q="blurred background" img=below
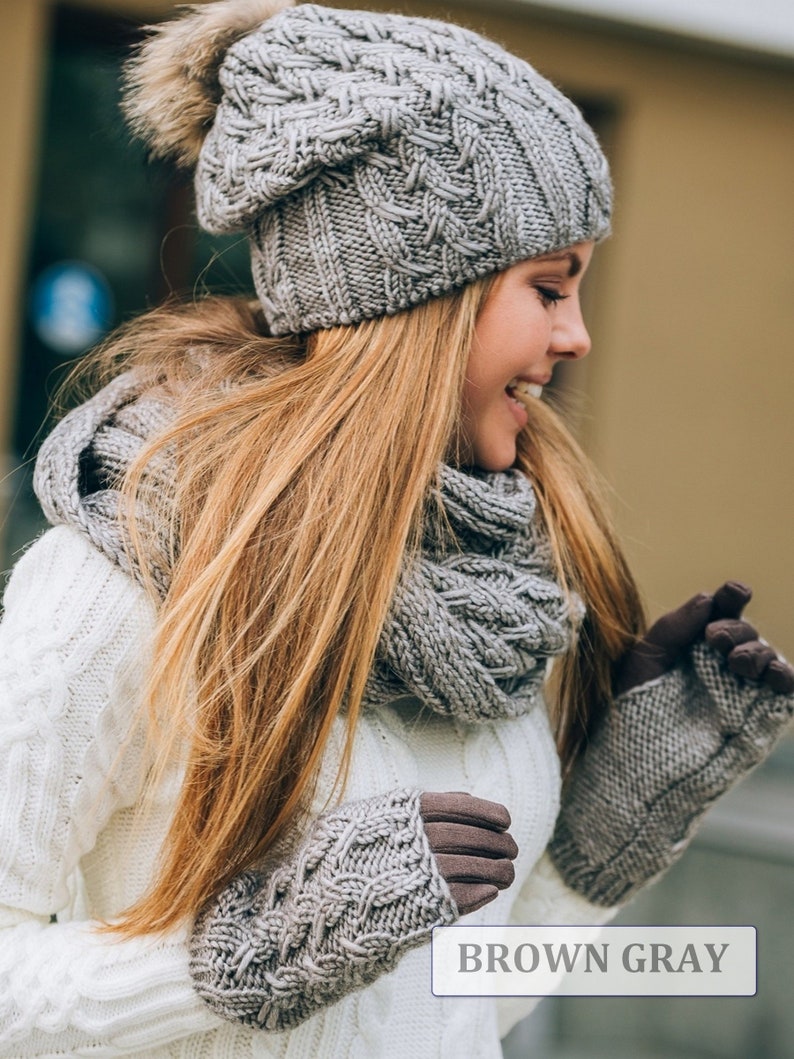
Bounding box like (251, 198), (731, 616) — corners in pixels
(0, 0), (792, 1056)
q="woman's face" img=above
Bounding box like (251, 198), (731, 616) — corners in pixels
(459, 241), (595, 471)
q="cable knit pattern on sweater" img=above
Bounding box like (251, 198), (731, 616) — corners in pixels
(16, 362), (608, 1057)
(189, 789), (456, 1030)
(0, 526), (607, 1057)
(0, 527), (223, 1055)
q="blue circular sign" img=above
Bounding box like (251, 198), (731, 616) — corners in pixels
(30, 261), (114, 356)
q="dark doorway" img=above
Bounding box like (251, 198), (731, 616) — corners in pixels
(6, 4), (252, 561)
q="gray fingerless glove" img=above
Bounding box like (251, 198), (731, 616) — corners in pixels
(188, 788), (457, 1031)
(549, 641), (794, 907)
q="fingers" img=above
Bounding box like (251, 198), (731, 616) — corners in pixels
(645, 593), (713, 656)
(434, 853), (516, 890)
(423, 821), (518, 860)
(728, 641), (780, 680)
(643, 581), (752, 657)
(419, 792), (511, 831)
(706, 619), (758, 653)
(435, 848), (516, 915)
(617, 582), (792, 698)
(727, 641), (794, 693)
(711, 581), (752, 621)
(420, 792), (519, 915)
(766, 660), (794, 695)
(446, 882), (499, 915)
(706, 618), (794, 693)
(616, 593), (713, 693)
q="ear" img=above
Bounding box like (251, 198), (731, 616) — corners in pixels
(122, 0), (293, 168)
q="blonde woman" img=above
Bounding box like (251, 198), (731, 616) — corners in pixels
(1, 1), (791, 1056)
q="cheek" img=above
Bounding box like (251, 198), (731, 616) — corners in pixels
(459, 376), (482, 426)
(464, 333), (515, 396)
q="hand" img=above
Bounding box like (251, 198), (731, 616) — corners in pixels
(551, 583), (794, 907)
(420, 792), (518, 915)
(189, 788), (460, 1030)
(616, 581), (794, 695)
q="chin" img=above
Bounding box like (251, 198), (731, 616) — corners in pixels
(472, 444), (517, 472)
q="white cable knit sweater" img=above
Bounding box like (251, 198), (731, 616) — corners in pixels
(0, 526), (613, 1057)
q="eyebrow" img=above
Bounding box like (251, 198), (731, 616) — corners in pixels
(534, 251), (583, 277)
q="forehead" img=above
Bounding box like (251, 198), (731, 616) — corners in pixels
(520, 244), (594, 276)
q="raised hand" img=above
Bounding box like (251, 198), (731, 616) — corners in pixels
(616, 581), (794, 695)
(420, 792), (518, 914)
(550, 582), (794, 908)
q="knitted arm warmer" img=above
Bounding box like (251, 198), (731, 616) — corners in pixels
(549, 640), (794, 907)
(188, 787), (458, 1031)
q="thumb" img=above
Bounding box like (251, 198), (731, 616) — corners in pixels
(644, 592), (714, 656)
(616, 592), (712, 695)
(711, 581), (752, 621)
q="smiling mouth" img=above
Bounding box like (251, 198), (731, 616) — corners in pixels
(506, 378), (544, 406)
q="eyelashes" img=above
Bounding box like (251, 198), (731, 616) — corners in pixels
(534, 285), (570, 308)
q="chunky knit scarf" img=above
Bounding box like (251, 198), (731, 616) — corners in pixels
(34, 374), (576, 724)
(34, 372), (175, 599)
(366, 465), (576, 721)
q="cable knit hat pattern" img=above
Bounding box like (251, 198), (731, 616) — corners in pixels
(127, 1), (612, 334)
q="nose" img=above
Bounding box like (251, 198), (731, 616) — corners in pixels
(550, 297), (591, 360)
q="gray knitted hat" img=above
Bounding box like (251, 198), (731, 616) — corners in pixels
(125, 0), (611, 335)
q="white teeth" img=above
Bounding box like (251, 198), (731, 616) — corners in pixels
(507, 378), (543, 401)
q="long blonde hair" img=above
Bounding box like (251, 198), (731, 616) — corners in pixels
(66, 281), (643, 938)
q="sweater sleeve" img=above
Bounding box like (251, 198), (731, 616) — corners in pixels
(496, 851), (619, 1039)
(0, 527), (223, 1056)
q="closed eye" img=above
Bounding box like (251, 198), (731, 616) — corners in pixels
(535, 286), (570, 308)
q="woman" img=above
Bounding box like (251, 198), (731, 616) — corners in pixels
(1, 1), (791, 1055)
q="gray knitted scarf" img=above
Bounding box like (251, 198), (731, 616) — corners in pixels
(34, 374), (576, 724)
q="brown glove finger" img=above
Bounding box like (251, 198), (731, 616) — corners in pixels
(766, 659), (794, 695)
(711, 581), (752, 621)
(705, 618), (759, 655)
(434, 853), (516, 890)
(419, 792), (511, 831)
(644, 593), (714, 655)
(424, 821), (518, 860)
(728, 641), (778, 681)
(447, 882), (499, 916)
(616, 593), (713, 694)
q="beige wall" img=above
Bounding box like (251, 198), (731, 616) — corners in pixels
(0, 0), (47, 470)
(2, 1), (793, 654)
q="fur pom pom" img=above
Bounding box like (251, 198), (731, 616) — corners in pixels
(123, 0), (294, 168)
